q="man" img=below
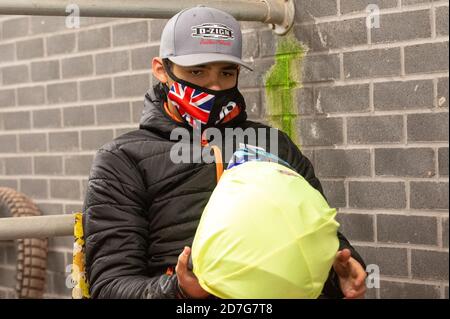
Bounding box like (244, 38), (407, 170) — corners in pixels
(82, 6), (367, 299)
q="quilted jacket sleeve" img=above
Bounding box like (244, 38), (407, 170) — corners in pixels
(280, 131), (367, 298)
(82, 147), (181, 299)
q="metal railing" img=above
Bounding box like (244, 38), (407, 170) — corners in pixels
(0, 214), (74, 240)
(0, 0), (295, 34)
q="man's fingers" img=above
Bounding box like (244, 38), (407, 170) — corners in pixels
(336, 249), (351, 263)
(175, 246), (190, 276)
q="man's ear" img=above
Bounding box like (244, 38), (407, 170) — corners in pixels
(152, 57), (169, 83)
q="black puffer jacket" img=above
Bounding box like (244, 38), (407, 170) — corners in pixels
(82, 82), (365, 299)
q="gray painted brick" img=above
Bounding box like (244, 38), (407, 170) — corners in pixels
(51, 272), (71, 296)
(149, 18), (168, 42)
(321, 180), (346, 208)
(30, 16), (66, 35)
(407, 113), (449, 142)
(132, 101), (144, 123)
(113, 21), (148, 46)
(336, 213), (374, 242)
(438, 147), (448, 176)
(0, 43), (15, 63)
(63, 105), (95, 127)
(301, 54), (340, 83)
(378, 214), (438, 245)
(242, 32), (259, 59)
(2, 111), (31, 130)
(34, 156), (63, 175)
(0, 89), (15, 107)
(437, 77), (448, 108)
(443, 217), (449, 248)
(33, 109), (61, 128)
(297, 118), (343, 146)
(349, 181), (406, 209)
(49, 131), (79, 152)
(37, 203), (63, 216)
(374, 80), (434, 110)
(259, 29), (276, 58)
(340, 0), (397, 14)
(380, 281), (441, 299)
(18, 133), (47, 152)
(17, 85), (45, 106)
(372, 10), (431, 43)
(240, 58), (273, 88)
(78, 27), (111, 51)
(410, 181), (449, 210)
(0, 135), (17, 153)
(81, 129), (114, 151)
(304, 18), (367, 51)
(405, 42), (449, 74)
(46, 33), (76, 56)
(436, 6), (449, 36)
(131, 46), (159, 70)
(50, 179), (80, 200)
(19, 179), (48, 199)
(114, 74), (150, 97)
(347, 115), (403, 144)
(65, 155), (94, 176)
(295, 0), (337, 23)
(4, 157), (32, 175)
(16, 38), (44, 60)
(375, 148), (435, 177)
(242, 90), (262, 119)
(31, 60), (60, 82)
(411, 249), (449, 280)
(402, 0), (433, 5)
(0, 268), (16, 288)
(48, 236), (73, 250)
(344, 48), (401, 79)
(354, 246), (409, 277)
(314, 84), (370, 113)
(96, 102), (131, 125)
(2, 64), (29, 85)
(315, 149), (371, 177)
(47, 82), (78, 104)
(0, 179), (18, 189)
(61, 55), (93, 78)
(96, 50), (129, 75)
(295, 88), (314, 115)
(1, 17), (29, 39)
(80, 78), (112, 101)
(46, 251), (66, 273)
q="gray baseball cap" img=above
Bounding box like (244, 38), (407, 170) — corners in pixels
(160, 6), (253, 71)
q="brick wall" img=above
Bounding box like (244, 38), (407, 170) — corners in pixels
(0, 0), (448, 298)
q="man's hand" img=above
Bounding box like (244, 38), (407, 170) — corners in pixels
(333, 249), (367, 299)
(176, 246), (209, 299)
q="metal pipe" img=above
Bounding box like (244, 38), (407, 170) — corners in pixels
(0, 0), (285, 25)
(0, 214), (74, 240)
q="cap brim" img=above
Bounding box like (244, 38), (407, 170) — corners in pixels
(168, 53), (253, 71)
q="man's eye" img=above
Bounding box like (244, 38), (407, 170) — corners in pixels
(222, 72), (235, 77)
(191, 70), (203, 76)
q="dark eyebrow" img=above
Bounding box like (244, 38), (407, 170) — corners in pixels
(189, 64), (239, 71)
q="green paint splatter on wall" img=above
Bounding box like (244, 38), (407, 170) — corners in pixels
(264, 31), (306, 146)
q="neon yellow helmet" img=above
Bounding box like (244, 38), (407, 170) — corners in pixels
(191, 160), (339, 299)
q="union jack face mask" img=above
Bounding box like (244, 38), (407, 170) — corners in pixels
(162, 59), (246, 130)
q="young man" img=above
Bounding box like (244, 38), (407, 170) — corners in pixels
(82, 6), (367, 299)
